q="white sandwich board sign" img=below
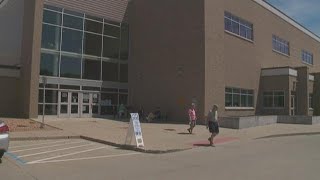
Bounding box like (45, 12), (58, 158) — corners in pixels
(125, 113), (144, 148)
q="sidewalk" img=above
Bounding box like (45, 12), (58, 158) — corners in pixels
(9, 118), (320, 153)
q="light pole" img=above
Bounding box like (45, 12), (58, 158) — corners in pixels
(41, 77), (47, 128)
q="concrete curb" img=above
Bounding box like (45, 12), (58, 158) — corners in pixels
(80, 136), (192, 154)
(255, 132), (320, 139)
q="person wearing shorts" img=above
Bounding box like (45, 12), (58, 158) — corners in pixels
(207, 105), (219, 146)
(187, 103), (197, 134)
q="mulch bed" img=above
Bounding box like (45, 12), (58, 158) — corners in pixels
(1, 118), (56, 132)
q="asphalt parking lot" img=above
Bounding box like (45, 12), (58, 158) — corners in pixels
(5, 139), (141, 165)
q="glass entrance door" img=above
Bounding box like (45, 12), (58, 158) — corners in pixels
(59, 91), (80, 118)
(91, 93), (99, 117)
(70, 92), (79, 117)
(82, 93), (90, 117)
(80, 93), (100, 117)
(59, 91), (69, 118)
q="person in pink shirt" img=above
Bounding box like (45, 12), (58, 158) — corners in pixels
(187, 103), (197, 134)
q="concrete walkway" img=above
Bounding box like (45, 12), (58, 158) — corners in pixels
(9, 118), (320, 152)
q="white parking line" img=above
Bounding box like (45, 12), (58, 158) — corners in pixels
(27, 152), (141, 165)
(19, 143), (96, 158)
(27, 146), (110, 164)
(10, 140), (70, 149)
(11, 140), (87, 153)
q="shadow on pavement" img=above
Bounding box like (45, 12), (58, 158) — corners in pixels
(193, 143), (211, 147)
(177, 132), (192, 135)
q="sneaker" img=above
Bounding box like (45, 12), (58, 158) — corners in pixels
(187, 128), (191, 134)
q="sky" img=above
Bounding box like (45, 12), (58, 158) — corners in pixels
(266, 0), (320, 37)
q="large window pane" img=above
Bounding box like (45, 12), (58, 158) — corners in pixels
(120, 64), (128, 83)
(83, 59), (101, 80)
(225, 94), (232, 107)
(104, 24), (120, 38)
(39, 89), (43, 103)
(233, 94), (240, 107)
(103, 37), (119, 58)
(84, 33), (102, 56)
(274, 95), (285, 107)
(101, 106), (114, 115)
(45, 90), (58, 103)
(61, 28), (83, 53)
(45, 105), (58, 115)
(102, 62), (118, 82)
(120, 24), (129, 60)
(119, 94), (128, 105)
(248, 95), (254, 107)
(241, 94), (248, 107)
(43, 10), (61, 25)
(85, 19), (103, 34)
(224, 18), (232, 32)
(40, 53), (59, 76)
(41, 24), (61, 50)
(60, 55), (81, 78)
(101, 93), (118, 105)
(63, 14), (83, 30)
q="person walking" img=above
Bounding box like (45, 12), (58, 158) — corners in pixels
(207, 105), (219, 146)
(187, 103), (197, 134)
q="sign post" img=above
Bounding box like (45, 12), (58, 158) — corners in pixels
(125, 113), (144, 148)
(40, 77), (47, 129)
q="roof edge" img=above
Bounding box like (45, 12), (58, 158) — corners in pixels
(253, 0), (320, 43)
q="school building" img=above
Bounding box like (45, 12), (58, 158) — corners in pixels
(0, 0), (320, 124)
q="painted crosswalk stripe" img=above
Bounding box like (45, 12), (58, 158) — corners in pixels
(19, 143), (96, 158)
(10, 140), (71, 149)
(27, 146), (111, 164)
(11, 141), (87, 153)
(27, 152), (141, 164)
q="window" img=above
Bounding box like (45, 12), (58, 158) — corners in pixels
(40, 53), (59, 76)
(104, 23), (120, 38)
(83, 58), (101, 80)
(85, 19), (103, 34)
(61, 28), (83, 53)
(63, 14), (83, 30)
(120, 24), (129, 60)
(272, 35), (290, 56)
(302, 50), (313, 65)
(309, 94), (313, 109)
(41, 24), (61, 50)
(224, 11), (253, 41)
(41, 5), (127, 83)
(119, 94), (128, 105)
(120, 64), (128, 83)
(38, 89), (58, 115)
(103, 36), (120, 58)
(60, 55), (81, 78)
(102, 61), (118, 82)
(84, 33), (102, 56)
(43, 9), (62, 25)
(225, 87), (254, 107)
(263, 91), (285, 108)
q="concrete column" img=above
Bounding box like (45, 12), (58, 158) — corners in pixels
(19, 0), (44, 118)
(296, 67), (309, 115)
